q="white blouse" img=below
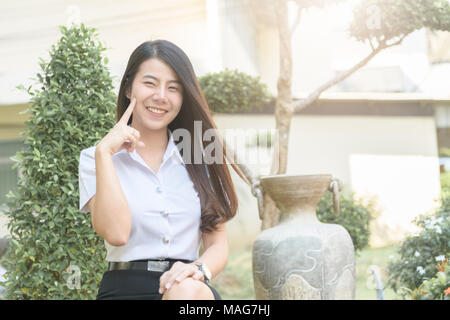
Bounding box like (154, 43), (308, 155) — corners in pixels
(78, 131), (202, 262)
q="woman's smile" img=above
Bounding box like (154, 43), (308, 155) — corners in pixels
(146, 105), (168, 118)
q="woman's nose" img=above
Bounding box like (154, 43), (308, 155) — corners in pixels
(153, 88), (168, 104)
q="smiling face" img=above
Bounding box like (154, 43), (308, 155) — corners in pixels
(128, 57), (184, 132)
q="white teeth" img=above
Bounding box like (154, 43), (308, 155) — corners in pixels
(146, 107), (166, 114)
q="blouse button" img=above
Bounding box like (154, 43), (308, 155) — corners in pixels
(163, 237), (170, 244)
(161, 210), (169, 217)
(156, 186), (162, 194)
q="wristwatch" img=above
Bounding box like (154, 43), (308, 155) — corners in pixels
(193, 261), (212, 283)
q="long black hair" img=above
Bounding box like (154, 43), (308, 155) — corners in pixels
(116, 40), (248, 232)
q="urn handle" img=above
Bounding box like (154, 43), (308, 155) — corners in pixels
(328, 178), (342, 215)
(251, 180), (264, 220)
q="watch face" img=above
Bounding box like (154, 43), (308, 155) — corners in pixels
(194, 261), (211, 281)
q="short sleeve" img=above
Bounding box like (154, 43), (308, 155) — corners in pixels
(78, 146), (97, 213)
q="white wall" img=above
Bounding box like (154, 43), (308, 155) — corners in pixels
(435, 103), (450, 129)
(0, 0), (210, 104)
(217, 0), (260, 76)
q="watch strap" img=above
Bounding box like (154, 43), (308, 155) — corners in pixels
(192, 261), (211, 283)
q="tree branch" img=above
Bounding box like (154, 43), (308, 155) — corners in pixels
(290, 5), (303, 37)
(368, 38), (375, 51)
(293, 42), (388, 112)
(385, 33), (407, 48)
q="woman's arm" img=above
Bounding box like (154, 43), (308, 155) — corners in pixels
(196, 222), (229, 280)
(90, 147), (132, 246)
(88, 98), (141, 246)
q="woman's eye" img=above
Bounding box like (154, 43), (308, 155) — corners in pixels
(169, 87), (178, 91)
(144, 82), (155, 86)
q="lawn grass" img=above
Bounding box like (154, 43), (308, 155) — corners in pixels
(210, 246), (255, 300)
(210, 244), (403, 300)
(354, 244), (402, 300)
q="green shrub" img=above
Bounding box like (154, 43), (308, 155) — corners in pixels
(316, 191), (373, 255)
(387, 196), (450, 298)
(439, 147), (450, 158)
(409, 260), (449, 300)
(440, 171), (450, 198)
(198, 68), (272, 113)
(0, 23), (116, 299)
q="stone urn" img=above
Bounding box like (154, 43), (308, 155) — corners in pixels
(252, 174), (355, 300)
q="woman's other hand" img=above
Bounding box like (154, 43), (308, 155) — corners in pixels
(159, 261), (204, 294)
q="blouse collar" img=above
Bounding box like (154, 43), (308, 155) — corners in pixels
(123, 128), (185, 168)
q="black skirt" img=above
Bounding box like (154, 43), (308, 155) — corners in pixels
(96, 268), (222, 300)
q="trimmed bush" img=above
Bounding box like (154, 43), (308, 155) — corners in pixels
(0, 24), (116, 299)
(198, 68), (272, 113)
(317, 191), (373, 255)
(387, 196), (450, 298)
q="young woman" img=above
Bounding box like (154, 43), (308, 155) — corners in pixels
(78, 40), (248, 300)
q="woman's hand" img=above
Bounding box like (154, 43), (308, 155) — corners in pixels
(96, 97), (145, 156)
(159, 262), (204, 294)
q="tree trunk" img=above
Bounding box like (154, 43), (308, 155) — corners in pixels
(261, 0), (293, 230)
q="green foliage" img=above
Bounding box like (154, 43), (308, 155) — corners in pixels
(439, 147), (450, 158)
(409, 261), (450, 300)
(198, 69), (272, 113)
(210, 249), (255, 300)
(387, 196), (450, 298)
(350, 0), (450, 43)
(0, 23), (116, 299)
(317, 191), (373, 254)
(440, 171), (450, 199)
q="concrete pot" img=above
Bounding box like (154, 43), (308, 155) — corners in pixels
(252, 174), (355, 300)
